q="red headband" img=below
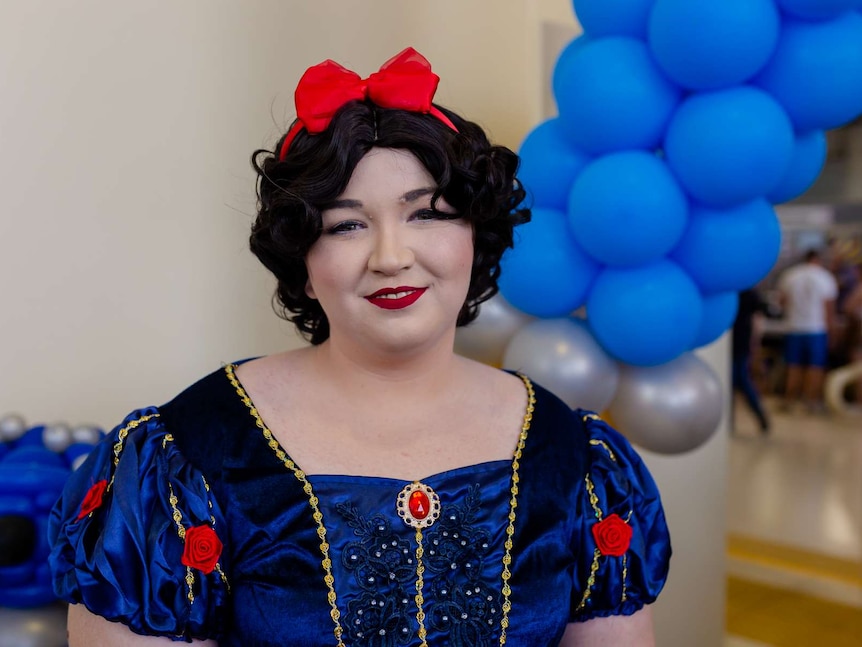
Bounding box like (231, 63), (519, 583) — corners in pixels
(278, 47), (458, 161)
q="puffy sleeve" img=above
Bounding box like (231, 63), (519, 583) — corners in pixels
(570, 412), (670, 622)
(48, 408), (230, 642)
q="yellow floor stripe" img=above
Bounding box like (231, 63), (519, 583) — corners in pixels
(726, 576), (862, 647)
(728, 534), (862, 587)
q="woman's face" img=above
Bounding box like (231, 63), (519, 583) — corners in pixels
(305, 147), (474, 355)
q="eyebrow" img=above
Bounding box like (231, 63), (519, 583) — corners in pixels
(324, 187), (436, 211)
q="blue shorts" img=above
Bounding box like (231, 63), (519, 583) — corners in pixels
(784, 333), (828, 368)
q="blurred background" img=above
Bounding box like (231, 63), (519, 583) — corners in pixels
(0, 1), (859, 645)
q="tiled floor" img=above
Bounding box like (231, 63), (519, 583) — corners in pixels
(725, 395), (862, 645)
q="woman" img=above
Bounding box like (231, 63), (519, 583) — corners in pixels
(49, 49), (670, 646)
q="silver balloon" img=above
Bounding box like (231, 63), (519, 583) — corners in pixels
(455, 294), (533, 366)
(609, 353), (723, 455)
(42, 423), (73, 453)
(71, 424), (103, 445)
(0, 414), (27, 442)
(503, 318), (619, 411)
(0, 603), (68, 647)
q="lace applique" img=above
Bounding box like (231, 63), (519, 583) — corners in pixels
(345, 591), (414, 645)
(338, 504), (417, 590)
(427, 578), (502, 647)
(336, 504), (415, 645)
(424, 485), (492, 580)
(336, 485), (500, 645)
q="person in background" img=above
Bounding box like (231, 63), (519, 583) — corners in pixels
(732, 288), (770, 433)
(47, 48), (670, 646)
(778, 249), (839, 413)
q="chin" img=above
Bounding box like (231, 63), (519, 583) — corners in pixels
(363, 322), (456, 355)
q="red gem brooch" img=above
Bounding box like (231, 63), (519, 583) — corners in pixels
(396, 482), (441, 529)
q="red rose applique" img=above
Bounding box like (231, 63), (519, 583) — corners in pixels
(591, 513), (632, 557)
(181, 525), (223, 574)
(76, 480), (109, 520)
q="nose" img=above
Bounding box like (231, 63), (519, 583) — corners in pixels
(367, 223), (414, 275)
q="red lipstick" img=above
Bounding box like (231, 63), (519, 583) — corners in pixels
(365, 286), (427, 310)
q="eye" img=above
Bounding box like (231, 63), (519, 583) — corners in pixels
(412, 208), (460, 221)
(325, 220), (365, 235)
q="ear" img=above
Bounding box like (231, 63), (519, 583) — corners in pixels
(305, 276), (317, 300)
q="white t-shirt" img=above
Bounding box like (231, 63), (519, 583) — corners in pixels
(778, 262), (838, 333)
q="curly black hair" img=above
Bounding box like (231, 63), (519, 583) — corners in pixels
(250, 100), (530, 344)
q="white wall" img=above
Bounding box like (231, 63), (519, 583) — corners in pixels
(647, 337), (730, 646)
(0, 0), (539, 425)
(0, 1), (727, 644)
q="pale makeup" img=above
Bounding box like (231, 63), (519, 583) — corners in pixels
(304, 147), (475, 355)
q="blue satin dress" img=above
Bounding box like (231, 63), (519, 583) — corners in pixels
(48, 364), (671, 646)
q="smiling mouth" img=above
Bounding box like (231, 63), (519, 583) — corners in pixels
(365, 287), (427, 310)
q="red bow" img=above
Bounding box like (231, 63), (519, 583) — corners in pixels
(278, 47), (458, 160)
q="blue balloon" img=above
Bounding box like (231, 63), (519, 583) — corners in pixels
(518, 119), (591, 211)
(568, 151), (689, 266)
(499, 208), (600, 318)
(671, 199), (781, 293)
(767, 130), (827, 204)
(755, 12), (862, 130)
(587, 260), (703, 366)
(664, 86), (794, 207)
(692, 291), (739, 349)
(553, 37), (681, 155)
(777, 0), (861, 21)
(648, 0), (780, 90)
(573, 0), (655, 38)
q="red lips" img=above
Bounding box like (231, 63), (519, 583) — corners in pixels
(365, 286), (427, 310)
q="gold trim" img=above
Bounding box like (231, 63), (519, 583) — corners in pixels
(575, 548), (602, 612)
(226, 364), (535, 646)
(108, 413), (159, 491)
(498, 373), (535, 645)
(414, 527), (428, 647)
(621, 554), (628, 603)
(588, 438), (617, 464)
(584, 474), (603, 522)
(168, 482), (195, 604)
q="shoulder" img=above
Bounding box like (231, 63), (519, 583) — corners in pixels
(566, 410), (671, 621)
(521, 378), (658, 489)
(459, 357), (529, 401)
(48, 404), (230, 640)
(515, 381), (672, 620)
(158, 361), (258, 473)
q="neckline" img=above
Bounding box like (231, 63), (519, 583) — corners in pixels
(223, 360), (536, 647)
(222, 362), (537, 484)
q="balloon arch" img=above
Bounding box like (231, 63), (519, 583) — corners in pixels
(457, 0), (862, 454)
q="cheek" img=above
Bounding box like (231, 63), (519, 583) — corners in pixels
(304, 258), (317, 299)
(305, 244), (353, 301)
(452, 234), (476, 279)
(304, 250), (327, 300)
